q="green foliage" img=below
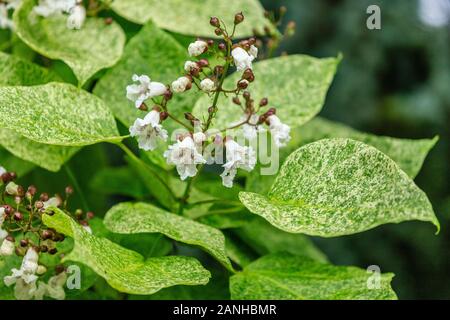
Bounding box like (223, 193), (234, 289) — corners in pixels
(0, 83), (121, 146)
(43, 209), (211, 295)
(240, 139), (439, 237)
(230, 252), (397, 300)
(14, 0), (125, 85)
(104, 202), (234, 271)
(111, 0), (272, 38)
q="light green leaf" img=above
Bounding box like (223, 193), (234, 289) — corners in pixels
(240, 139), (439, 237)
(0, 147), (35, 177)
(230, 252), (397, 300)
(297, 117), (438, 178)
(43, 208), (211, 295)
(104, 202), (234, 271)
(111, 0), (272, 38)
(246, 117), (438, 194)
(0, 83), (121, 146)
(235, 218), (327, 262)
(198, 211), (255, 229)
(0, 51), (59, 86)
(14, 0), (125, 85)
(94, 22), (200, 130)
(0, 128), (79, 172)
(193, 55), (339, 130)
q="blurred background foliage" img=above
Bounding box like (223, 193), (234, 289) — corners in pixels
(261, 0), (450, 299)
(1, 0), (449, 299)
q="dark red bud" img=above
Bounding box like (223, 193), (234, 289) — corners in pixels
(237, 80), (249, 89)
(259, 97), (268, 107)
(65, 185), (74, 195)
(13, 212), (23, 221)
(218, 43), (226, 51)
(40, 193), (49, 202)
(138, 102), (148, 111)
(3, 205), (13, 216)
(210, 17), (220, 27)
(234, 12), (244, 24)
(104, 17), (113, 25)
(41, 229), (53, 240)
(159, 111), (169, 121)
(6, 235), (14, 242)
(27, 185), (37, 196)
(207, 39), (214, 47)
(242, 68), (255, 82)
(20, 239), (28, 247)
(197, 59), (209, 67)
(243, 91), (251, 100)
(232, 97), (241, 105)
(164, 89), (173, 101)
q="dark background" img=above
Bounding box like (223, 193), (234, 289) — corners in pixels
(260, 0), (450, 299)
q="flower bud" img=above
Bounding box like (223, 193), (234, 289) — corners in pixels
(242, 68), (255, 82)
(104, 17), (113, 25)
(259, 97), (268, 106)
(214, 65), (224, 76)
(55, 264), (65, 275)
(27, 185), (37, 196)
(198, 59), (209, 67)
(37, 265), (47, 275)
(210, 16), (220, 27)
(234, 12), (244, 24)
(13, 211), (23, 221)
(232, 97), (241, 105)
(3, 205), (13, 216)
(138, 102), (148, 111)
(65, 185), (74, 195)
(48, 247), (58, 255)
(184, 112), (196, 121)
(20, 239), (29, 247)
(159, 111), (169, 121)
(207, 39), (214, 46)
(41, 229), (53, 240)
(243, 91), (251, 100)
(237, 79), (249, 89)
(214, 28), (222, 36)
(35, 201), (44, 209)
(218, 43), (226, 51)
(75, 209), (83, 219)
(5, 182), (24, 196)
(40, 245), (48, 253)
(164, 89), (173, 101)
(40, 193), (49, 202)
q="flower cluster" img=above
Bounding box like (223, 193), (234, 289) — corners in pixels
(0, 167), (93, 299)
(126, 12), (291, 188)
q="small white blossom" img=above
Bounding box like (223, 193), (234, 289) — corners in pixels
(171, 76), (191, 93)
(66, 4), (85, 30)
(220, 139), (256, 188)
(193, 132), (206, 145)
(164, 136), (206, 180)
(267, 115), (291, 147)
(188, 40), (208, 57)
(232, 47), (255, 71)
(200, 78), (215, 92)
(126, 74), (167, 108)
(0, 238), (15, 256)
(0, 4), (13, 30)
(34, 0), (76, 17)
(249, 45), (258, 59)
(0, 207), (7, 241)
(184, 61), (198, 72)
(129, 110), (168, 151)
(41, 272), (67, 300)
(4, 247), (40, 300)
(43, 195), (62, 209)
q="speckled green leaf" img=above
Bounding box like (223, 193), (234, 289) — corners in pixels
(0, 52), (59, 86)
(111, 0), (272, 38)
(42, 208), (211, 295)
(14, 0), (125, 85)
(297, 117), (438, 178)
(0, 128), (79, 172)
(240, 139), (439, 237)
(193, 55), (339, 131)
(104, 202), (234, 271)
(230, 252), (397, 300)
(94, 22), (200, 130)
(0, 83), (121, 146)
(235, 218), (327, 262)
(246, 117), (438, 194)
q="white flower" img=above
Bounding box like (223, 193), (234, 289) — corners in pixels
(267, 115), (291, 147)
(43, 196), (62, 209)
(188, 40), (207, 57)
(0, 207), (7, 241)
(66, 4), (85, 30)
(200, 78), (215, 92)
(126, 74), (167, 108)
(0, 4), (13, 30)
(232, 47), (255, 71)
(249, 45), (258, 59)
(171, 76), (191, 93)
(41, 272), (67, 300)
(220, 139), (256, 188)
(0, 166), (6, 176)
(34, 0), (76, 17)
(4, 247), (40, 300)
(129, 110), (168, 151)
(184, 61), (198, 72)
(0, 238), (15, 256)
(229, 114), (262, 140)
(193, 132), (206, 145)
(164, 136), (206, 180)
(5, 0), (21, 9)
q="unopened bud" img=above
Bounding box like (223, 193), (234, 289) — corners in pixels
(210, 17), (220, 27)
(138, 102), (148, 111)
(234, 12), (244, 24)
(197, 59), (209, 67)
(13, 211), (23, 221)
(259, 97), (268, 107)
(285, 21), (296, 37)
(27, 185), (37, 196)
(232, 97), (241, 105)
(159, 111), (169, 121)
(218, 43), (226, 51)
(184, 112), (196, 121)
(243, 91), (251, 100)
(214, 28), (222, 36)
(237, 79), (249, 89)
(242, 68), (255, 82)
(39, 193), (49, 202)
(20, 239), (28, 247)
(104, 17), (113, 25)
(37, 265), (47, 275)
(5, 182), (23, 196)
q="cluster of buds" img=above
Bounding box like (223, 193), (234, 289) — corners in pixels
(125, 12), (291, 188)
(0, 168), (93, 299)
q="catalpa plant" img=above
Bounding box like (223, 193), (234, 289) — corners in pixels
(0, 0), (440, 300)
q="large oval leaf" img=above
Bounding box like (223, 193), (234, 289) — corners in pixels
(230, 252), (397, 300)
(14, 0), (125, 85)
(193, 55), (340, 131)
(0, 83), (121, 146)
(0, 51), (59, 86)
(104, 202), (234, 271)
(42, 208), (211, 295)
(240, 139), (439, 237)
(246, 117), (438, 194)
(111, 0), (271, 38)
(94, 22), (200, 130)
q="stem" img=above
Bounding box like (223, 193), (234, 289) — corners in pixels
(116, 142), (176, 203)
(64, 164), (89, 212)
